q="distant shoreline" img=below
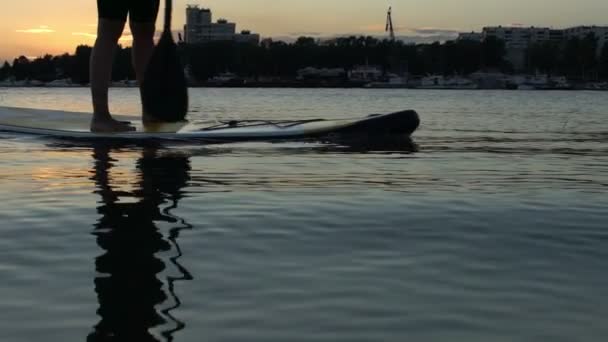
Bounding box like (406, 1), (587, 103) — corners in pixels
(1, 84), (607, 91)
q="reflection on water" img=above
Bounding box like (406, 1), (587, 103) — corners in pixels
(2, 89), (608, 342)
(88, 145), (192, 341)
(43, 134), (419, 154)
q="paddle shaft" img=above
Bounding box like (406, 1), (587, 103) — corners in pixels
(164, 0), (172, 33)
(141, 0), (188, 122)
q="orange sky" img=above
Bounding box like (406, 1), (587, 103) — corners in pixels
(1, 0), (608, 63)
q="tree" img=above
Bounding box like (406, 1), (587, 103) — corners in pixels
(294, 36), (316, 48)
(29, 54), (56, 81)
(600, 43), (608, 80)
(579, 32), (598, 77)
(112, 45), (135, 81)
(11, 56), (31, 80)
(72, 45), (92, 84)
(0, 61), (11, 80)
(562, 33), (598, 80)
(526, 42), (560, 74)
(417, 42), (444, 75)
(53, 53), (73, 79)
(444, 40), (482, 75)
(481, 36), (506, 69)
(5, 35), (604, 84)
(579, 33), (599, 80)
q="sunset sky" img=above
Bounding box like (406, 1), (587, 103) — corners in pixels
(1, 0), (607, 63)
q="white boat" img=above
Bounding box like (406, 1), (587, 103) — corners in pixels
(210, 72), (239, 83)
(418, 75), (477, 89)
(348, 65), (383, 82)
(46, 79), (75, 87)
(515, 74), (572, 90)
(418, 75), (446, 89)
(443, 76), (478, 89)
(365, 74), (408, 88)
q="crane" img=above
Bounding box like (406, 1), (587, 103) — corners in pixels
(386, 6), (395, 41)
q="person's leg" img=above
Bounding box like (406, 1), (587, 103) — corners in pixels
(91, 0), (134, 132)
(90, 19), (134, 132)
(130, 22), (157, 123)
(130, 22), (156, 86)
(130, 0), (160, 123)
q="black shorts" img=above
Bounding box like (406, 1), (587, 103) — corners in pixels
(97, 0), (160, 23)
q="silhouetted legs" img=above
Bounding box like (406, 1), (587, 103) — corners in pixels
(130, 22), (156, 123)
(90, 18), (134, 132)
(130, 22), (156, 85)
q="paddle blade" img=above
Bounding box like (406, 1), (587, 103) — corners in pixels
(141, 32), (189, 122)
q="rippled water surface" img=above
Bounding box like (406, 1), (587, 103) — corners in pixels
(1, 88), (607, 341)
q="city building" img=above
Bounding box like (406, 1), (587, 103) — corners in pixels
(457, 32), (483, 42)
(184, 5), (260, 45)
(564, 26), (608, 54)
(482, 26), (564, 69)
(458, 25), (608, 70)
(481, 26), (564, 49)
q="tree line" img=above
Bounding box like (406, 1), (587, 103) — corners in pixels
(526, 33), (608, 80)
(2, 34), (608, 83)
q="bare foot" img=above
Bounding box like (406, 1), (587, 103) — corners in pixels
(90, 116), (136, 133)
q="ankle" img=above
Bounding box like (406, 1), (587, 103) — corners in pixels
(92, 112), (112, 121)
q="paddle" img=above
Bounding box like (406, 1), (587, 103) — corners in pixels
(141, 0), (189, 123)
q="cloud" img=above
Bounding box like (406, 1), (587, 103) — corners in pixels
(360, 24), (388, 32)
(360, 23), (413, 33)
(16, 26), (55, 34)
(287, 31), (324, 37)
(408, 27), (461, 36)
(71, 32), (134, 42)
(72, 32), (97, 38)
(360, 24), (461, 37)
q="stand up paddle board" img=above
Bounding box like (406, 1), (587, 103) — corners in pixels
(0, 106), (419, 142)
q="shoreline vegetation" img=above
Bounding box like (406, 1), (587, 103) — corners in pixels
(2, 80), (608, 91)
(2, 35), (608, 90)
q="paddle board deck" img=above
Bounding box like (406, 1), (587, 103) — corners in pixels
(0, 106), (419, 142)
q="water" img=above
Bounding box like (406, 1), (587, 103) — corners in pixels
(0, 88), (607, 341)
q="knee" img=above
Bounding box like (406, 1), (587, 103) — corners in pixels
(96, 33), (122, 44)
(132, 35), (155, 47)
(96, 21), (126, 43)
(130, 23), (156, 41)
